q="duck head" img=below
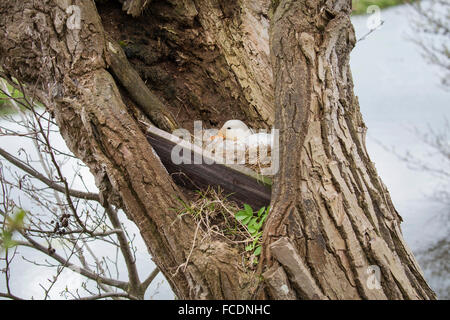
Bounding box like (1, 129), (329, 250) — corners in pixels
(214, 120), (252, 141)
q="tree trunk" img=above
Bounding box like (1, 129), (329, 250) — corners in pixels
(0, 0), (258, 300)
(0, 0), (436, 299)
(261, 0), (435, 299)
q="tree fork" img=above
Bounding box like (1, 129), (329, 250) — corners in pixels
(0, 0), (437, 300)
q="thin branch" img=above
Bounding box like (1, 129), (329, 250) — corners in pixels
(0, 292), (24, 300)
(0, 147), (100, 202)
(104, 204), (141, 296)
(17, 232), (129, 291)
(76, 292), (137, 300)
(140, 267), (160, 293)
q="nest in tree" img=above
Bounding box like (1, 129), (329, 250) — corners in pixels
(200, 133), (274, 177)
(177, 187), (262, 269)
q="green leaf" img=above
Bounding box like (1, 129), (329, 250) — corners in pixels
(235, 210), (250, 221)
(7, 209), (27, 230)
(242, 216), (252, 225)
(1, 231), (17, 250)
(256, 219), (265, 230)
(244, 204), (253, 216)
(15, 209), (26, 223)
(260, 214), (268, 224)
(254, 246), (262, 256)
(245, 244), (254, 251)
(257, 207), (265, 217)
(248, 217), (258, 228)
(253, 233), (262, 241)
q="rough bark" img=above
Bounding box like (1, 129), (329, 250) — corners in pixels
(0, 0), (436, 300)
(262, 0), (436, 299)
(192, 0), (274, 123)
(98, 0), (274, 129)
(121, 0), (152, 17)
(0, 0), (257, 299)
(106, 36), (178, 132)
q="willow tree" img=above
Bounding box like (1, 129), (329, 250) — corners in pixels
(0, 0), (436, 299)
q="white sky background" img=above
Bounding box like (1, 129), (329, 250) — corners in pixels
(351, 4), (450, 295)
(351, 5), (449, 248)
(1, 3), (449, 299)
(0, 116), (174, 299)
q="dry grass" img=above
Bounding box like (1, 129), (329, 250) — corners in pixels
(176, 187), (262, 267)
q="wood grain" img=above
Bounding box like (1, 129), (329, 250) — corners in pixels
(146, 126), (271, 209)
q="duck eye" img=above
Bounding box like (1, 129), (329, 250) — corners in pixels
(227, 127), (231, 130)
